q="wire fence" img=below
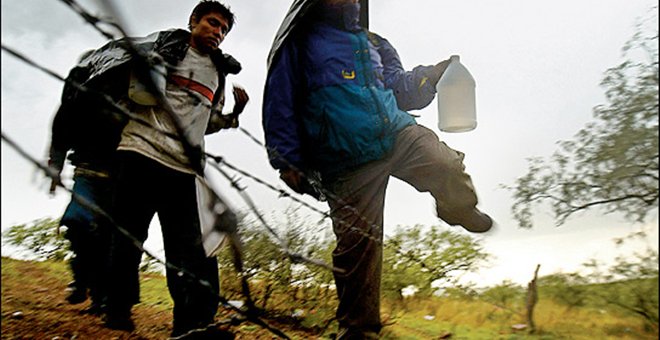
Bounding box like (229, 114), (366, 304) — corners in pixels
(2, 0), (332, 337)
(1, 0), (481, 338)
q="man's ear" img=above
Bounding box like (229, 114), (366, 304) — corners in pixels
(188, 15), (197, 30)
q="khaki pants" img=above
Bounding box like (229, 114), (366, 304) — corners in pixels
(326, 124), (479, 332)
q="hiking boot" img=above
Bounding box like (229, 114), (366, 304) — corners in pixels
(65, 284), (88, 304)
(458, 209), (493, 233)
(103, 312), (135, 332)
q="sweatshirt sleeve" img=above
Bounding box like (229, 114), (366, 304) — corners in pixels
(48, 65), (88, 172)
(371, 33), (438, 111)
(262, 40), (304, 171)
(48, 104), (72, 173)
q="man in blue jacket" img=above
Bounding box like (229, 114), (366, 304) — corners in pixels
(263, 0), (493, 338)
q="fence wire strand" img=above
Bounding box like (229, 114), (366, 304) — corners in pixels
(0, 131), (291, 340)
(1, 0), (469, 337)
(2, 15), (438, 315)
(3, 0), (300, 337)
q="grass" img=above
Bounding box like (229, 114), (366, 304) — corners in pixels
(138, 272), (173, 311)
(381, 296), (657, 339)
(2, 257), (657, 339)
(1, 256), (175, 311)
(1, 255), (70, 283)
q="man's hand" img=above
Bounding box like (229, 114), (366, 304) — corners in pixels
(429, 59), (451, 86)
(232, 85), (249, 115)
(46, 159), (63, 196)
(49, 177), (61, 196)
(279, 168), (303, 193)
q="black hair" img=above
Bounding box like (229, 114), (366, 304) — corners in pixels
(188, 1), (235, 32)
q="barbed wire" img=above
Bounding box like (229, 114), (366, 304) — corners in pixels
(208, 140), (450, 280)
(206, 157), (342, 273)
(3, 0), (309, 337)
(233, 128), (389, 243)
(62, 0), (394, 251)
(6, 0), (432, 281)
(61, 0), (446, 281)
(0, 36), (473, 340)
(1, 0), (487, 337)
(60, 0), (119, 40)
(87, 0), (209, 176)
(60, 0), (394, 247)
(1, 20), (383, 267)
(52, 0), (345, 273)
(0, 41), (339, 337)
(2, 42), (342, 278)
(207, 153), (329, 220)
(0, 42), (293, 340)
(8, 0), (381, 337)
(232, 128), (455, 272)
(0, 131), (290, 339)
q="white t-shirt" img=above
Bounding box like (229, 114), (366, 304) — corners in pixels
(118, 47), (221, 174)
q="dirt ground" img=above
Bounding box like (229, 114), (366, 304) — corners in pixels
(1, 258), (319, 339)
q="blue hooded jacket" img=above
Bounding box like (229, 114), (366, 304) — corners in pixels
(263, 0), (438, 180)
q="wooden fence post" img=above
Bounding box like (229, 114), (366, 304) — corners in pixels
(526, 264), (541, 333)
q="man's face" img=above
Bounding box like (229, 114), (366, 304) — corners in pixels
(189, 12), (229, 54)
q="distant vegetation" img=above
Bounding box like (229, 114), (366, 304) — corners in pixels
(3, 212), (658, 338)
(2, 252), (657, 339)
(509, 8), (659, 228)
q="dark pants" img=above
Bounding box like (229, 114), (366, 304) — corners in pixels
(326, 125), (479, 334)
(106, 151), (219, 335)
(62, 174), (114, 306)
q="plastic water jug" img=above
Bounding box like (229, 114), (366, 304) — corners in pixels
(436, 55), (477, 132)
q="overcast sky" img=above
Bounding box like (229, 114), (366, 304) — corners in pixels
(2, 0), (658, 287)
